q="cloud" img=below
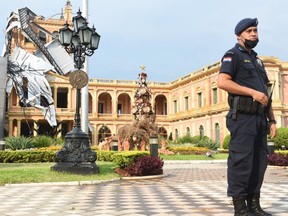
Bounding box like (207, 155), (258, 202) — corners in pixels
(1, 0), (288, 82)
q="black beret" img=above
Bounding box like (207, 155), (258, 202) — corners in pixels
(234, 18), (258, 35)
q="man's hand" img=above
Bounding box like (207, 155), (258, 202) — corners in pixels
(217, 74), (269, 105)
(251, 91), (268, 106)
(269, 123), (277, 139)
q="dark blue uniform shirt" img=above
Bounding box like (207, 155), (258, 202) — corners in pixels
(219, 43), (269, 95)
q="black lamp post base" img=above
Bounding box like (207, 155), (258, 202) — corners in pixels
(51, 126), (99, 175)
(51, 162), (99, 175)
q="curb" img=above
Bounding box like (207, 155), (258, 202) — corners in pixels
(121, 173), (168, 180)
(4, 178), (120, 187)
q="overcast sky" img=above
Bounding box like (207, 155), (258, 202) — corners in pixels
(1, 0), (288, 82)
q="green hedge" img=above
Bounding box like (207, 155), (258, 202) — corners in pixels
(0, 150), (149, 168)
(111, 151), (149, 168)
(0, 151), (55, 163)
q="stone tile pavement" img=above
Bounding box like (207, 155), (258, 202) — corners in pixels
(0, 160), (287, 216)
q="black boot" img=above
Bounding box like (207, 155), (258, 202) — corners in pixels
(246, 194), (271, 216)
(232, 197), (250, 216)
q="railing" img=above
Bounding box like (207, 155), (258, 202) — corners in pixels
(155, 115), (168, 120)
(168, 104), (229, 121)
(117, 114), (133, 120)
(97, 113), (113, 118)
(89, 78), (170, 86)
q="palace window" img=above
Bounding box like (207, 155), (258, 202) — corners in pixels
(98, 103), (104, 113)
(163, 102), (167, 115)
(173, 100), (178, 113)
(175, 129), (179, 140)
(186, 127), (190, 136)
(57, 87), (68, 108)
(117, 103), (122, 114)
(212, 88), (218, 104)
(39, 31), (46, 44)
(199, 125), (204, 137)
(184, 96), (189, 110)
(215, 123), (220, 144)
(197, 92), (203, 107)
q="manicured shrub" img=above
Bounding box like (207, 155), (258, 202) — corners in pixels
(178, 134), (193, 144)
(190, 135), (211, 144)
(54, 137), (65, 146)
(273, 127), (288, 150)
(222, 134), (231, 149)
(5, 136), (33, 150)
(31, 135), (54, 148)
(97, 150), (115, 161)
(268, 153), (288, 166)
(195, 139), (219, 150)
(112, 151), (149, 168)
(124, 156), (164, 176)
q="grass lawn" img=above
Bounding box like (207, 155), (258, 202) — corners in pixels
(0, 153), (228, 186)
(0, 162), (119, 186)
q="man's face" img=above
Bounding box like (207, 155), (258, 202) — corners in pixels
(241, 26), (258, 40)
(237, 26), (258, 47)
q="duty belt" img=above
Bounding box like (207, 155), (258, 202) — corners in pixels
(228, 95), (266, 119)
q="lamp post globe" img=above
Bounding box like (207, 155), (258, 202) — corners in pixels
(90, 26), (101, 50)
(78, 22), (93, 45)
(59, 22), (73, 46)
(72, 9), (86, 33)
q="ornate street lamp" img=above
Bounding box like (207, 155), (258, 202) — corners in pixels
(51, 10), (100, 174)
(58, 9), (100, 70)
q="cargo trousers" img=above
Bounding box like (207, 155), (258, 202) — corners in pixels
(226, 111), (268, 197)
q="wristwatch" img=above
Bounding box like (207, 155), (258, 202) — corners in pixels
(269, 120), (277, 124)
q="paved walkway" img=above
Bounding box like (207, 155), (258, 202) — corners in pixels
(0, 160), (287, 216)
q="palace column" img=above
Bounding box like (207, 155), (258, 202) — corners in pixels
(33, 121), (38, 137)
(53, 85), (58, 108)
(8, 119), (13, 137)
(112, 90), (118, 118)
(16, 119), (21, 136)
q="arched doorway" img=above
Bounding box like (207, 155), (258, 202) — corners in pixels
(98, 92), (112, 114)
(117, 93), (131, 114)
(98, 125), (111, 144)
(155, 95), (167, 115)
(158, 126), (167, 139)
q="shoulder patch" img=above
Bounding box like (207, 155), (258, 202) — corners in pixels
(222, 56), (232, 62)
(256, 58), (263, 67)
(222, 50), (234, 62)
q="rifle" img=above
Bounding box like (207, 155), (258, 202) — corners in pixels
(265, 81), (276, 113)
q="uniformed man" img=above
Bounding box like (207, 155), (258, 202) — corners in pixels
(217, 18), (277, 216)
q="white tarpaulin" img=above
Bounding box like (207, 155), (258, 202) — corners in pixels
(3, 7), (74, 127)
